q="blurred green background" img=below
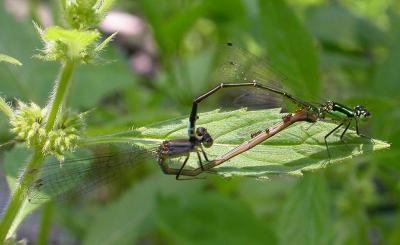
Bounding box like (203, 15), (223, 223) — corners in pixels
(0, 0), (399, 244)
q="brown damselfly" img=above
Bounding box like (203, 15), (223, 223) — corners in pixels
(25, 126), (215, 203)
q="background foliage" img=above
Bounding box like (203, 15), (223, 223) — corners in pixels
(0, 0), (399, 244)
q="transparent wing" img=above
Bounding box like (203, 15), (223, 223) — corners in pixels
(201, 43), (302, 112)
(207, 42), (318, 112)
(25, 143), (158, 203)
(213, 42), (287, 90)
(233, 88), (286, 111)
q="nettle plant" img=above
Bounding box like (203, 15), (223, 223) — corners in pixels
(0, 0), (116, 242)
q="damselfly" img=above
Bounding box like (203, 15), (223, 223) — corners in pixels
(189, 43), (371, 163)
(175, 108), (319, 173)
(26, 126), (214, 203)
(207, 109), (318, 167)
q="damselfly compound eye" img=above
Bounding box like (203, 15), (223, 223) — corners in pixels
(354, 105), (370, 119)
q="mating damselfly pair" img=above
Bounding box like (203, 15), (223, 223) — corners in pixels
(24, 42), (372, 203)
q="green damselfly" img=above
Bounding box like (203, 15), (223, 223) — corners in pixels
(188, 43), (371, 163)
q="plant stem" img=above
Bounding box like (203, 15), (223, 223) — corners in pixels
(0, 149), (43, 241)
(45, 60), (75, 132)
(0, 60), (75, 242)
(37, 202), (53, 245)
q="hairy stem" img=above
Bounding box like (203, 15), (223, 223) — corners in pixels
(0, 149), (43, 241)
(0, 60), (75, 242)
(45, 60), (75, 132)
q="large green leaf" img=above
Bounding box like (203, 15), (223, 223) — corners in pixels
(360, 16), (400, 229)
(305, 4), (386, 50)
(155, 193), (276, 244)
(99, 108), (389, 178)
(258, 0), (320, 99)
(278, 173), (332, 245)
(83, 172), (205, 245)
(371, 13), (400, 151)
(374, 13), (400, 99)
(139, 0), (205, 55)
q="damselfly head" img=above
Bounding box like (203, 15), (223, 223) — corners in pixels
(354, 105), (370, 120)
(196, 127), (214, 148)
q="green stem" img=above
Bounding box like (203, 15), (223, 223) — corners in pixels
(45, 60), (75, 132)
(0, 149), (43, 241)
(37, 202), (53, 245)
(0, 60), (75, 242)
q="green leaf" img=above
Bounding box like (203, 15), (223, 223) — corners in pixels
(61, 0), (113, 29)
(83, 172), (205, 245)
(43, 27), (99, 48)
(68, 47), (137, 108)
(155, 193), (276, 244)
(0, 54), (22, 66)
(372, 13), (400, 149)
(374, 13), (400, 99)
(39, 26), (100, 62)
(95, 0), (116, 14)
(204, 0), (246, 26)
(122, 109), (389, 178)
(139, 0), (205, 54)
(94, 32), (117, 52)
(258, 0), (320, 99)
(305, 5), (386, 50)
(278, 173), (332, 245)
(82, 175), (156, 245)
(0, 97), (13, 118)
(0, 10), (59, 104)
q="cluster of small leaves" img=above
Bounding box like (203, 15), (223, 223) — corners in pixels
(42, 110), (87, 161)
(8, 101), (86, 161)
(62, 0), (115, 30)
(10, 101), (47, 146)
(34, 0), (116, 63)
